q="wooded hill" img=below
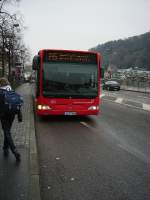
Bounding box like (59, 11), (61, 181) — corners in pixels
(90, 32), (150, 71)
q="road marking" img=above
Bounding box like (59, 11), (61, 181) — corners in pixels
(103, 96), (150, 112)
(138, 96), (150, 100)
(118, 144), (150, 165)
(115, 98), (123, 104)
(80, 122), (97, 132)
(104, 98), (146, 111)
(100, 94), (105, 98)
(80, 122), (90, 128)
(143, 103), (150, 111)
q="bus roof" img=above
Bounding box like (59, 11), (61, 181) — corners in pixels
(38, 49), (100, 56)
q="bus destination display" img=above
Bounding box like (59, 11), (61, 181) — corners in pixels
(44, 51), (97, 64)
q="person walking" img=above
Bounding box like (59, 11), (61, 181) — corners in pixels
(0, 77), (21, 162)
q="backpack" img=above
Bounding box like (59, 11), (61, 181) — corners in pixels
(0, 89), (23, 116)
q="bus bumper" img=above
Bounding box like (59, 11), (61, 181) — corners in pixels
(36, 109), (99, 116)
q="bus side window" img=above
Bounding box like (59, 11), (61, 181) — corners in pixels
(100, 67), (104, 78)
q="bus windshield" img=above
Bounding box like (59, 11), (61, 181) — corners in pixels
(42, 62), (98, 98)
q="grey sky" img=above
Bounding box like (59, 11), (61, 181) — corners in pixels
(19, 0), (150, 56)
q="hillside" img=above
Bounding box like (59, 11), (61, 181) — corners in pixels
(90, 32), (150, 71)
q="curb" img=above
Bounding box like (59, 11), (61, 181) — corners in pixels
(120, 88), (150, 94)
(29, 96), (41, 200)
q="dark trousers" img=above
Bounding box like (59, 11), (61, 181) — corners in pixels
(0, 113), (16, 153)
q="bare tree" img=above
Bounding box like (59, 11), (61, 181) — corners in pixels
(0, 11), (21, 77)
(0, 0), (20, 13)
(0, 0), (31, 79)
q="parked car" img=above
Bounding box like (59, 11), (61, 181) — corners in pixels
(103, 80), (120, 91)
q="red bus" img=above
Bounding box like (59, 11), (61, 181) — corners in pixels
(32, 49), (101, 116)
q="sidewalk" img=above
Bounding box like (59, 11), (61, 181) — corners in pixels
(0, 83), (40, 200)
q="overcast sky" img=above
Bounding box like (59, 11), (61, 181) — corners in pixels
(18, 0), (150, 56)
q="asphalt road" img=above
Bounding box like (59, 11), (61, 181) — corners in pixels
(104, 89), (150, 104)
(35, 93), (150, 200)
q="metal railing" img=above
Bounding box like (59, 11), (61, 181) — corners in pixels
(120, 79), (150, 93)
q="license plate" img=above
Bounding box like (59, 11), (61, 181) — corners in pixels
(64, 112), (76, 116)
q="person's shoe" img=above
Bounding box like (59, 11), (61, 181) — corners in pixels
(17, 111), (23, 122)
(3, 148), (9, 157)
(13, 150), (21, 162)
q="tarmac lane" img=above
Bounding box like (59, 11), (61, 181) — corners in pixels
(35, 99), (150, 200)
(102, 89), (150, 112)
(103, 89), (150, 105)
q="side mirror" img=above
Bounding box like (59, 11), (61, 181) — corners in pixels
(100, 67), (104, 78)
(32, 55), (40, 70)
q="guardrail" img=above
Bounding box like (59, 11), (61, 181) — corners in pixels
(120, 79), (150, 93)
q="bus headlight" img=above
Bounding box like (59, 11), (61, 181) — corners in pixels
(88, 106), (99, 110)
(37, 104), (52, 110)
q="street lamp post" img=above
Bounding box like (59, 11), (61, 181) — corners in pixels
(11, 23), (19, 70)
(0, 25), (5, 76)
